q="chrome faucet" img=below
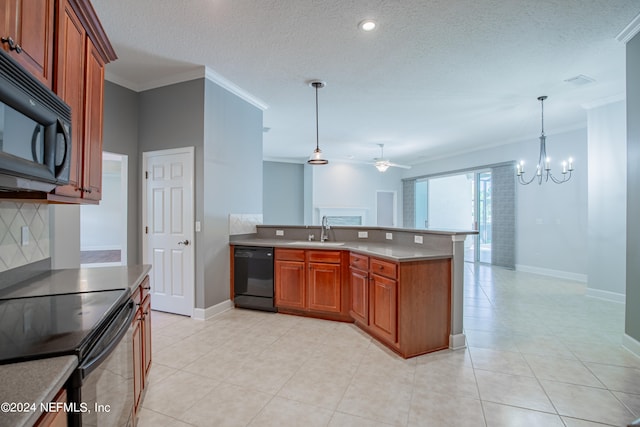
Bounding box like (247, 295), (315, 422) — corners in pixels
(320, 216), (330, 242)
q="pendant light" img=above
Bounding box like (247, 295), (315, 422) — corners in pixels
(307, 80), (328, 165)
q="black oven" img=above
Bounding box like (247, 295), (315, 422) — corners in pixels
(0, 48), (71, 192)
(67, 299), (136, 427)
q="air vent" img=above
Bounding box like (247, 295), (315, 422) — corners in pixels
(564, 74), (596, 86)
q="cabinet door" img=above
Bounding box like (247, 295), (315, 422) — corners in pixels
(349, 267), (368, 324)
(53, 0), (84, 198)
(308, 262), (341, 313)
(132, 312), (144, 415)
(0, 0), (55, 87)
(141, 294), (152, 381)
(82, 38), (104, 201)
(275, 260), (306, 309)
(369, 273), (397, 345)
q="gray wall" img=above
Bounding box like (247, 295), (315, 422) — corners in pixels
(202, 79), (263, 308)
(105, 78), (262, 311)
(404, 128), (588, 279)
(263, 161), (304, 225)
(103, 81), (140, 266)
(587, 100), (627, 298)
(626, 33), (640, 342)
(138, 79), (206, 307)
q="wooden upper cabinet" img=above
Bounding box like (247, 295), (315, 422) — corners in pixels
(53, 0), (85, 198)
(51, 0), (115, 203)
(82, 38), (104, 201)
(0, 0), (55, 87)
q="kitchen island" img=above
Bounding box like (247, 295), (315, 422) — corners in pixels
(231, 225), (476, 358)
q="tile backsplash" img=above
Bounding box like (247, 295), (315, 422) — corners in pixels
(0, 202), (49, 272)
(229, 213), (263, 236)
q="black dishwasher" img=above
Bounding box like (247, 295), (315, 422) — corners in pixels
(233, 246), (276, 312)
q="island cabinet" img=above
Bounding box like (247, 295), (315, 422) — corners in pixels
(275, 248), (351, 321)
(0, 0), (55, 87)
(132, 275), (152, 419)
(349, 253), (452, 358)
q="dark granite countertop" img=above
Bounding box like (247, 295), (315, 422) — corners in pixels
(0, 356), (77, 427)
(0, 265), (151, 300)
(230, 238), (453, 262)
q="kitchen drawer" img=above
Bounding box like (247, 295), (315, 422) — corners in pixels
(349, 252), (369, 270)
(275, 248), (305, 262)
(370, 257), (397, 279)
(307, 250), (341, 264)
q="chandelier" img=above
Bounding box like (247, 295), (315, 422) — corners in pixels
(516, 96), (574, 185)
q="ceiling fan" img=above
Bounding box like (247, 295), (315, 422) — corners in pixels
(372, 144), (411, 172)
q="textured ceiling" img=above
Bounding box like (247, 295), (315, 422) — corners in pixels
(91, 0), (640, 166)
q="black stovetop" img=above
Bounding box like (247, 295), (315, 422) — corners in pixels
(0, 289), (129, 365)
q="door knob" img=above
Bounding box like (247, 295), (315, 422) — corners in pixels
(178, 240), (190, 246)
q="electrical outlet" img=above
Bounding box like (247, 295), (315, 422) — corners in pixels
(414, 235), (423, 244)
(21, 226), (29, 246)
(386, 232), (393, 240)
(358, 231), (368, 238)
(276, 229), (284, 236)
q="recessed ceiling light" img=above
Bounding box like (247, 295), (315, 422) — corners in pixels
(359, 19), (377, 32)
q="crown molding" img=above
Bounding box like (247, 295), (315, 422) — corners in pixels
(616, 12), (640, 44)
(105, 67), (269, 111)
(204, 67), (268, 111)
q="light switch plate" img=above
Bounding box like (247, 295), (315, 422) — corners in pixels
(414, 235), (423, 244)
(276, 230), (284, 236)
(386, 232), (393, 240)
(195, 221), (201, 232)
(358, 231), (368, 238)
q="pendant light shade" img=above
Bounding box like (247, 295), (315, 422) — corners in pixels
(307, 80), (328, 165)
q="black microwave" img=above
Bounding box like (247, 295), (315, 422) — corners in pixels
(0, 49), (71, 192)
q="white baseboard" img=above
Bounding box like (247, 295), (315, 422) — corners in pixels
(586, 288), (626, 304)
(449, 333), (467, 350)
(192, 299), (233, 320)
(623, 333), (640, 359)
(515, 264), (587, 283)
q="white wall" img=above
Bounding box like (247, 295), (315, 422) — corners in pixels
(308, 162), (403, 226)
(80, 169), (123, 250)
(587, 99), (627, 300)
(405, 127), (588, 280)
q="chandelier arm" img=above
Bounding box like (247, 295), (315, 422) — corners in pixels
(517, 172), (538, 185)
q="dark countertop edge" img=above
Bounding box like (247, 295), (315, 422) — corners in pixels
(0, 355), (78, 427)
(229, 239), (453, 262)
(129, 264), (152, 294)
(256, 225), (478, 235)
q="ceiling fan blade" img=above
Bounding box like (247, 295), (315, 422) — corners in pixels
(387, 162), (411, 169)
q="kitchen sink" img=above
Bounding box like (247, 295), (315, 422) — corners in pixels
(288, 241), (346, 246)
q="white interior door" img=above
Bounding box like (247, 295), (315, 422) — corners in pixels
(142, 147), (194, 316)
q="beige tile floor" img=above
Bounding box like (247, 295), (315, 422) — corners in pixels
(137, 263), (640, 426)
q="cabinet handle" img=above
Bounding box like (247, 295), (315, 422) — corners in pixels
(1, 36), (22, 53)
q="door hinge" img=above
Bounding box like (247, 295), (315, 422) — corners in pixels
(145, 226), (148, 234)
(145, 171), (149, 179)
